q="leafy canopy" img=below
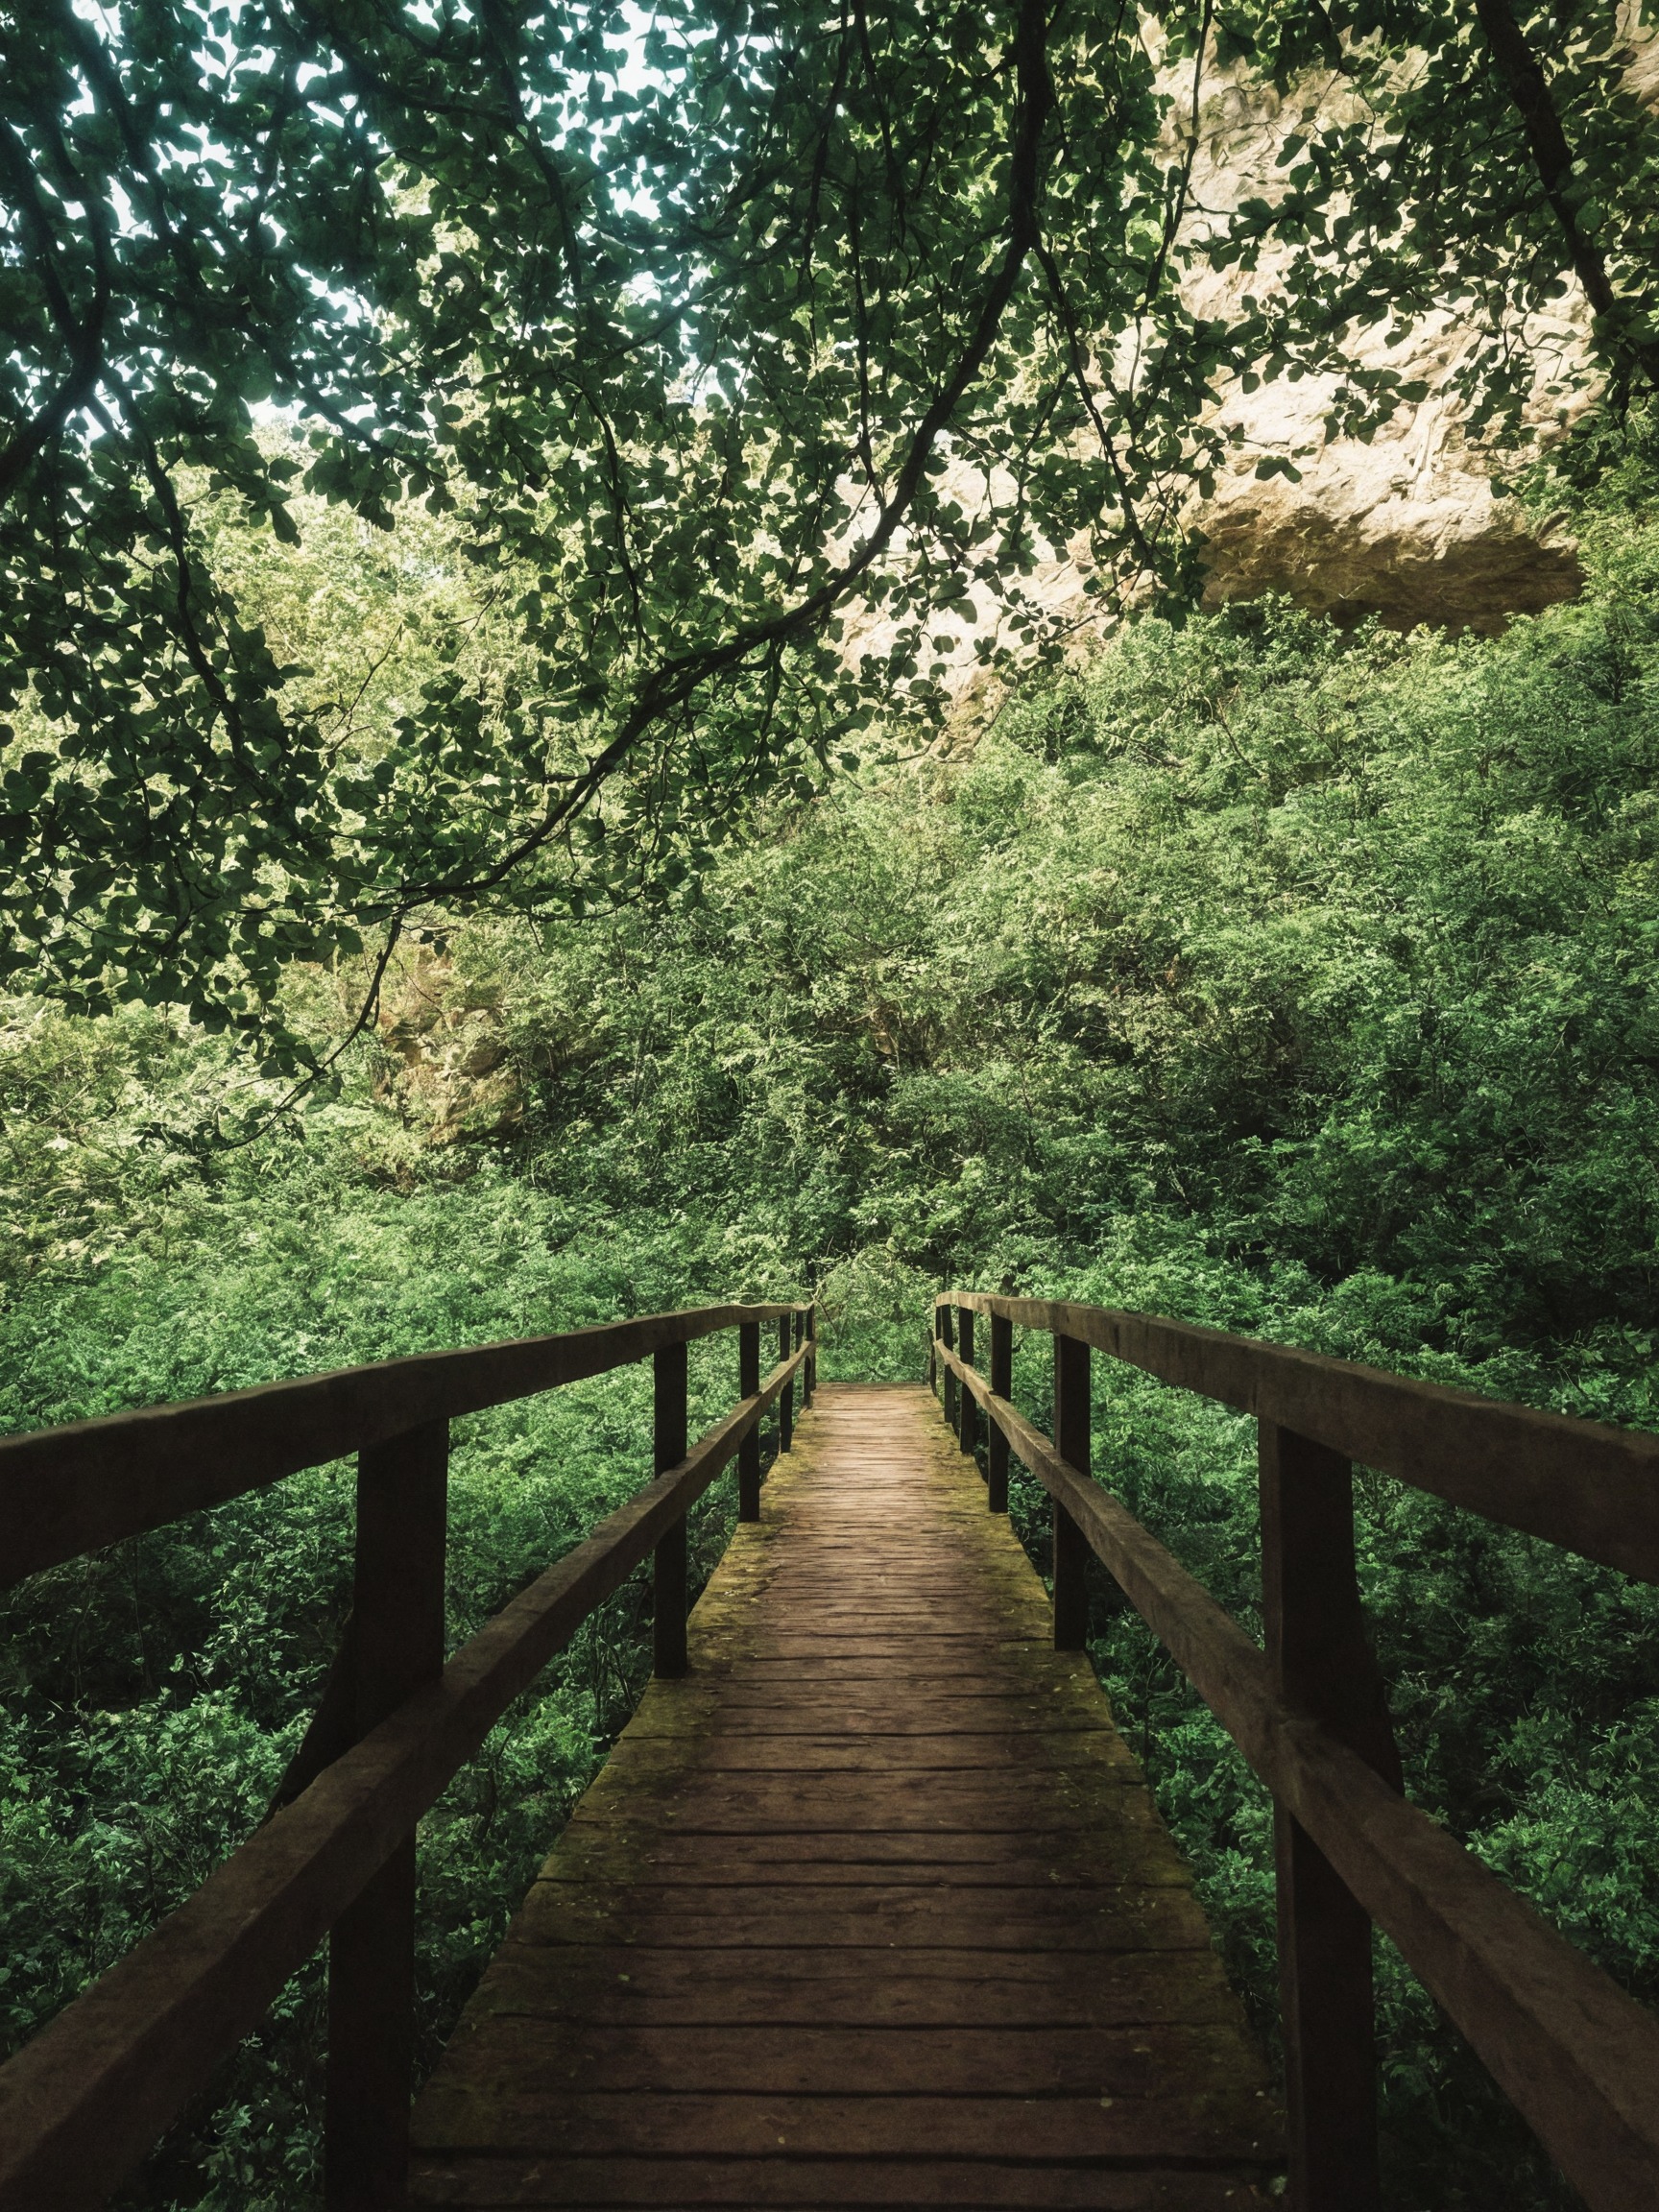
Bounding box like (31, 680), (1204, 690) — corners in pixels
(4, 0), (1658, 1065)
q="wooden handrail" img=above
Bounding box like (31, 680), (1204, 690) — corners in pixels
(0, 1306), (813, 2208)
(935, 1291), (1659, 1581)
(0, 1302), (807, 1588)
(931, 1297), (1659, 2212)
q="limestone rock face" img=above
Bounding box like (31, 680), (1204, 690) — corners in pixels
(373, 946), (521, 1146)
(1191, 453), (1582, 636)
(1170, 52), (1592, 635)
(1191, 318), (1586, 634)
(851, 34), (1650, 703)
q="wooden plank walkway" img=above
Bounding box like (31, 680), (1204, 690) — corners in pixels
(410, 1383), (1281, 2208)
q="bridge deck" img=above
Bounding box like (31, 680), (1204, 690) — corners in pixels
(410, 1382), (1280, 2208)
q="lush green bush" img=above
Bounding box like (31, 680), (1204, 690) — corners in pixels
(6, 493), (1659, 2206)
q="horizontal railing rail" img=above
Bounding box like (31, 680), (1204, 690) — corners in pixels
(0, 1303), (809, 1588)
(939, 1292), (1659, 1581)
(0, 1301), (816, 2210)
(931, 1292), (1659, 2212)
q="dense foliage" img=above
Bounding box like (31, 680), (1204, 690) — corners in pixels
(9, 2), (1659, 2200)
(6, 465), (1659, 2204)
(6, 0), (1659, 1059)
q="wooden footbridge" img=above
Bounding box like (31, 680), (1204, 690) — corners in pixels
(1, 1297), (1657, 2211)
(409, 1382), (1276, 2207)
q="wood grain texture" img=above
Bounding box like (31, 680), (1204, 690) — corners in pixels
(410, 1384), (1280, 2209)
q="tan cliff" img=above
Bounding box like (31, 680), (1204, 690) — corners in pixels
(1169, 41), (1592, 635)
(842, 21), (1658, 698)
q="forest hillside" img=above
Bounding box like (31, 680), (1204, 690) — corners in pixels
(5, 451), (1659, 2207)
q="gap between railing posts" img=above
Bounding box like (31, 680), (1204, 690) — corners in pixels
(987, 1309), (1012, 1514)
(956, 1303), (976, 1463)
(654, 1339), (691, 1679)
(928, 1286), (1659, 2212)
(738, 1319), (762, 1521)
(780, 1311), (795, 1455)
(933, 1297), (1010, 1517)
(1049, 1329), (1090, 1653)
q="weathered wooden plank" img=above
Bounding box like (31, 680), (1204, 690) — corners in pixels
(568, 1766), (1142, 1823)
(458, 1945), (1244, 2028)
(579, 1811), (1124, 1860)
(733, 1634), (1046, 1657)
(696, 1650), (1075, 1674)
(698, 1648), (1094, 1681)
(723, 1603), (1043, 1623)
(504, 1891), (1218, 1954)
(539, 1829), (1188, 1885)
(413, 2086), (1278, 2162)
(411, 1384), (1280, 2208)
(622, 1701), (1116, 1736)
(412, 2156), (1275, 2207)
(541, 1808), (1178, 1871)
(420, 2019), (1262, 2095)
(600, 1730), (1138, 1773)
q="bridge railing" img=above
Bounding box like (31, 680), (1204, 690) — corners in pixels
(0, 1299), (816, 2209)
(930, 1289), (1659, 2212)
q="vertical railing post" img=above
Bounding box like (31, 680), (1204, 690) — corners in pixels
(957, 1304), (977, 1462)
(1261, 1422), (1401, 2212)
(654, 1338), (689, 1678)
(1051, 1331), (1090, 1650)
(987, 1308), (1012, 1514)
(802, 1303), (815, 1407)
(940, 1303), (956, 1431)
(779, 1312), (794, 1454)
(738, 1319), (761, 1522)
(325, 1418), (448, 2212)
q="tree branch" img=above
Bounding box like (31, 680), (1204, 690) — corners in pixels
(1473, 0), (1659, 387)
(393, 0), (1059, 911)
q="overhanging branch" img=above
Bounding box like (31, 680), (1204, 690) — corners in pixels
(393, 0), (1059, 913)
